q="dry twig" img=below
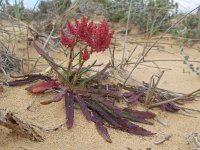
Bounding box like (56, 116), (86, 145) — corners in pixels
(0, 110), (43, 142)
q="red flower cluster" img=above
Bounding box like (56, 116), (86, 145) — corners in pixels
(61, 31), (75, 48)
(61, 16), (114, 55)
(81, 49), (90, 60)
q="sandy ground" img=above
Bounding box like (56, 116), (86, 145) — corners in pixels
(0, 31), (200, 150)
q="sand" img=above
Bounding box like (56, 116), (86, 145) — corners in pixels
(0, 32), (200, 150)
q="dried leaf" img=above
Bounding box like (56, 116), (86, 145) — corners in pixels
(65, 92), (74, 129)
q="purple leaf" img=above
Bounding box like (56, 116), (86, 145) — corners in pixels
(123, 92), (134, 98)
(123, 108), (156, 119)
(41, 87), (67, 105)
(87, 99), (155, 136)
(75, 95), (92, 121)
(33, 43), (58, 71)
(92, 62), (110, 81)
(1, 74), (52, 86)
(92, 111), (112, 143)
(65, 92), (74, 129)
(117, 118), (155, 136)
(91, 94), (154, 125)
(86, 100), (121, 128)
(155, 96), (180, 112)
(127, 93), (144, 104)
(105, 84), (119, 91)
(159, 103), (180, 112)
(122, 113), (153, 125)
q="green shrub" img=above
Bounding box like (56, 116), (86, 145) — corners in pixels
(171, 14), (200, 40)
(97, 0), (178, 35)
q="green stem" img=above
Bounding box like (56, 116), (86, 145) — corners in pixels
(72, 61), (85, 86)
(67, 48), (74, 79)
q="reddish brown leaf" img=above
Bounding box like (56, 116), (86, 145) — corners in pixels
(75, 95), (91, 121)
(25, 81), (60, 94)
(65, 92), (74, 129)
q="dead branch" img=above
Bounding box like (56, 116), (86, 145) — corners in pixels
(145, 71), (164, 107)
(0, 110), (43, 142)
(149, 89), (200, 108)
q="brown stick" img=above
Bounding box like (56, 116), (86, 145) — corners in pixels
(0, 111), (43, 142)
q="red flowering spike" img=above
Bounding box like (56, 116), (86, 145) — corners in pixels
(81, 49), (90, 60)
(66, 20), (76, 35)
(90, 19), (114, 52)
(61, 31), (67, 47)
(25, 81), (60, 94)
(61, 30), (75, 48)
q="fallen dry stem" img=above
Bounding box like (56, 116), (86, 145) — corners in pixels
(149, 89), (199, 108)
(145, 71), (164, 107)
(0, 110), (43, 142)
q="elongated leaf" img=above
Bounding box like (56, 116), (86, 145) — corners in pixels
(121, 112), (153, 125)
(41, 87), (67, 105)
(123, 92), (134, 98)
(25, 81), (60, 94)
(155, 96), (180, 112)
(127, 93), (144, 104)
(78, 62), (110, 86)
(0, 74), (52, 86)
(117, 118), (155, 136)
(91, 94), (155, 125)
(92, 62), (111, 81)
(92, 111), (112, 143)
(34, 43), (57, 69)
(89, 99), (155, 136)
(86, 100), (121, 128)
(34, 43), (68, 82)
(75, 95), (91, 121)
(78, 60), (97, 78)
(159, 103), (180, 112)
(123, 108), (156, 119)
(65, 92), (74, 129)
